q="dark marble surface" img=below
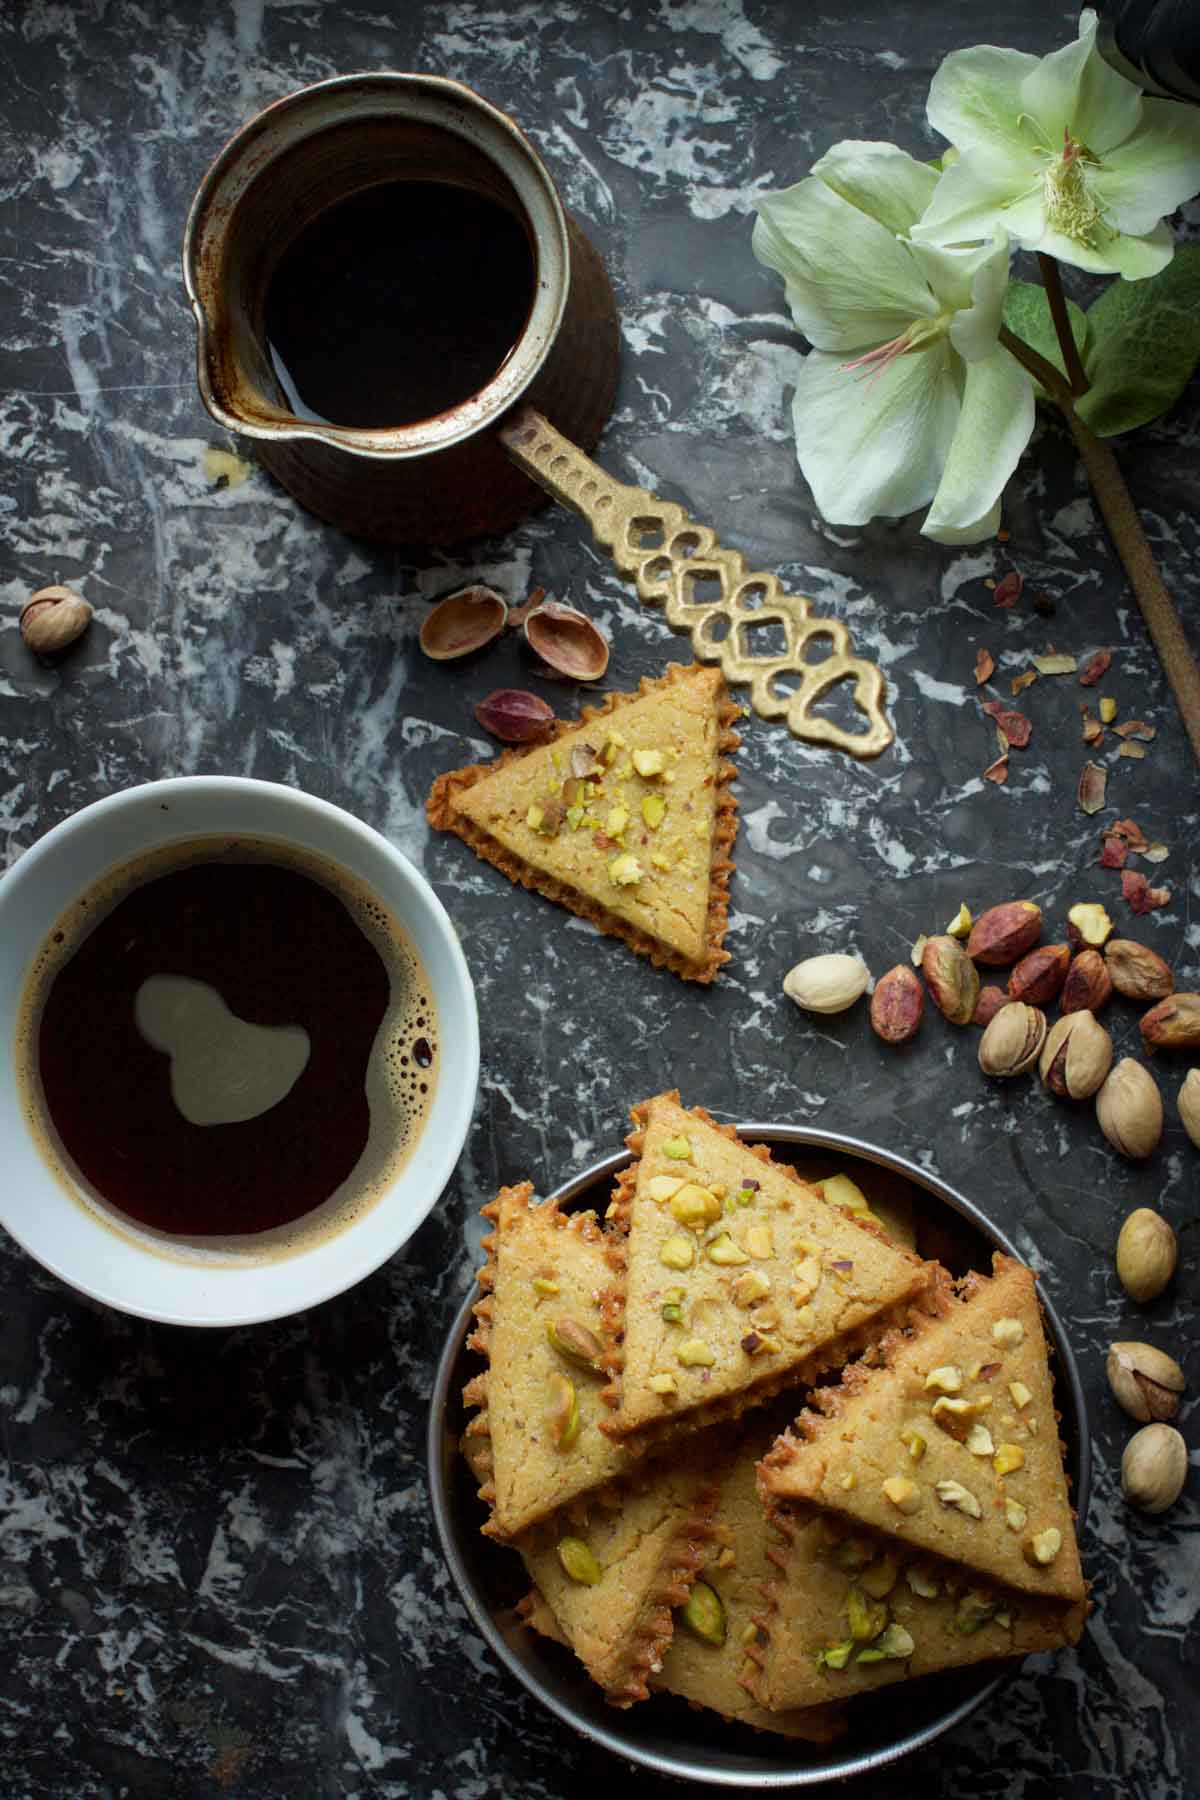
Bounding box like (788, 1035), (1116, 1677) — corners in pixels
(1, 1), (1197, 1795)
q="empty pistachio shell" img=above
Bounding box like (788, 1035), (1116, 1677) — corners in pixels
(1096, 1059), (1163, 1159)
(783, 953), (871, 1015)
(19, 585), (93, 655)
(524, 599), (609, 681)
(1121, 1423), (1188, 1514)
(1106, 1342), (1185, 1423)
(419, 585), (507, 660)
(681, 1580), (726, 1646)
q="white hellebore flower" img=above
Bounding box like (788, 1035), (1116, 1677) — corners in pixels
(753, 141), (1034, 544)
(912, 8), (1200, 277)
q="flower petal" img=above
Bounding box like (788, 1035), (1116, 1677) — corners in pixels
(753, 179), (936, 354)
(1093, 102), (1200, 238)
(921, 347), (1034, 543)
(906, 234), (1011, 360)
(1035, 217), (1174, 278)
(926, 43), (1042, 159)
(1017, 10), (1141, 154)
(790, 344), (962, 526)
(912, 149), (1041, 248)
(811, 140), (940, 237)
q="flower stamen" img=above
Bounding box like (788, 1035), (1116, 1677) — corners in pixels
(840, 313), (950, 380)
(1042, 128), (1107, 247)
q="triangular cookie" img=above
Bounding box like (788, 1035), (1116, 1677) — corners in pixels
(749, 1498), (1085, 1712)
(599, 1096), (934, 1446)
(650, 1432), (846, 1743)
(515, 1442), (719, 1705)
(464, 1184), (634, 1539)
(758, 1255), (1085, 1605)
(427, 663), (739, 982)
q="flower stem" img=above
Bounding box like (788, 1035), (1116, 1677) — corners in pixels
(1036, 254), (1089, 397)
(999, 326), (1200, 764)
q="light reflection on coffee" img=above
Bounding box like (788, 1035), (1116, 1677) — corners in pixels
(15, 837), (438, 1262)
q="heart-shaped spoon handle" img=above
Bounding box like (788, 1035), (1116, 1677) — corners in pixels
(500, 406), (893, 760)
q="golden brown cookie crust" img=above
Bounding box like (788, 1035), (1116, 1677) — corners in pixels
(426, 663), (740, 983)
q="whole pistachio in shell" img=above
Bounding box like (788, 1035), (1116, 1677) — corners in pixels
(1121, 1422), (1188, 1514)
(19, 584), (93, 656)
(1096, 1059), (1163, 1159)
(1115, 1208), (1177, 1304)
(419, 585), (507, 660)
(1179, 1068), (1200, 1149)
(1106, 1342), (1185, 1424)
(1039, 1009), (1113, 1099)
(524, 600), (609, 681)
(784, 953), (871, 1015)
(978, 1002), (1047, 1078)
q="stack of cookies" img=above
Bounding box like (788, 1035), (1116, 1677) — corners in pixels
(460, 1092), (1086, 1741)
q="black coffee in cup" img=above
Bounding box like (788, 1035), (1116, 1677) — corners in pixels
(15, 838), (437, 1255)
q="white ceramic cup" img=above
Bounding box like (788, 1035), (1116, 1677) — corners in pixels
(0, 777), (479, 1327)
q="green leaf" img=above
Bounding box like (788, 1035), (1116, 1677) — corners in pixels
(1076, 243), (1200, 436)
(1001, 280), (1088, 395)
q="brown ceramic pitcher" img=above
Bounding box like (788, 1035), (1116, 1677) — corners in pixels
(183, 72), (619, 545)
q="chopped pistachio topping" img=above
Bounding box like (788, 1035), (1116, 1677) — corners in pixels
(881, 1476), (921, 1514)
(681, 1580), (726, 1646)
(855, 1622), (914, 1664)
(1004, 1498), (1028, 1532)
(531, 1277), (560, 1297)
(670, 1183), (722, 1229)
(706, 1231), (750, 1266)
(661, 1135), (693, 1161)
(993, 1442), (1026, 1477)
(900, 1427), (927, 1462)
(632, 747), (666, 777)
(608, 852), (644, 886)
(557, 1536), (602, 1585)
(677, 1337), (716, 1367)
(924, 1364), (964, 1395)
(1009, 1380), (1033, 1410)
(732, 1268), (772, 1307)
(1024, 1527), (1063, 1567)
(641, 792), (667, 829)
(648, 1372), (677, 1396)
(847, 1585), (888, 1642)
(814, 1639), (854, 1672)
(659, 1233), (695, 1272)
(935, 1479), (983, 1519)
(992, 1317), (1025, 1349)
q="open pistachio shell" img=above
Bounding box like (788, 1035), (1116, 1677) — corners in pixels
(419, 585), (507, 661)
(524, 599), (609, 681)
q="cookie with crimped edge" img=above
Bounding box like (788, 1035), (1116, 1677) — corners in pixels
(426, 663), (739, 982)
(647, 1429), (846, 1743)
(464, 1182), (635, 1540)
(513, 1440), (720, 1706)
(758, 1253), (1085, 1605)
(746, 1497), (1086, 1713)
(598, 1094), (935, 1447)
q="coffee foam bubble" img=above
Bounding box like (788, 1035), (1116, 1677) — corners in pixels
(15, 835), (439, 1267)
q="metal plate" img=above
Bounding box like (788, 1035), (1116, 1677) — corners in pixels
(427, 1124), (1090, 1788)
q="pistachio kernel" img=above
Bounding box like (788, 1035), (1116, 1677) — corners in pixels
(677, 1337), (716, 1367)
(641, 793), (667, 829)
(993, 1443), (1026, 1477)
(859, 1552), (902, 1599)
(546, 1317), (604, 1369)
(847, 1585), (889, 1642)
(1004, 1498), (1028, 1532)
(556, 1536), (602, 1585)
(707, 1231), (750, 1266)
(855, 1622), (914, 1664)
(906, 1563), (940, 1600)
(924, 1364), (964, 1395)
(632, 747), (666, 778)
(679, 1579), (726, 1646)
(670, 1183), (722, 1229)
(661, 1134), (693, 1161)
(955, 1589), (1000, 1636)
(531, 1277), (560, 1297)
(1009, 1381), (1033, 1410)
(647, 1174), (685, 1203)
(744, 1223), (773, 1259)
(935, 1479), (983, 1519)
(648, 1372), (677, 1396)
(881, 1476), (921, 1514)
(659, 1233), (695, 1271)
(608, 852), (643, 887)
(966, 1423), (996, 1457)
(1023, 1527), (1063, 1567)
(814, 1640), (854, 1672)
(732, 1268), (772, 1307)
(900, 1427), (928, 1462)
(546, 1373), (581, 1451)
(992, 1317), (1025, 1349)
